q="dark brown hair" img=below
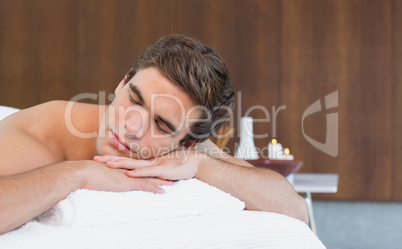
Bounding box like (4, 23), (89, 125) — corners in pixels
(126, 34), (235, 145)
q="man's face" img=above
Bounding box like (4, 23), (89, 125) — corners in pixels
(96, 67), (201, 159)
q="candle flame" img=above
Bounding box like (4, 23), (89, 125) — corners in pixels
(271, 139), (277, 145)
(284, 148), (290, 156)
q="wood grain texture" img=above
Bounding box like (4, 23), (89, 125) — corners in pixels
(0, 0), (77, 108)
(279, 0), (393, 200)
(393, 0), (402, 201)
(279, 0), (341, 176)
(215, 0), (281, 153)
(0, 0), (399, 201)
(77, 0), (188, 94)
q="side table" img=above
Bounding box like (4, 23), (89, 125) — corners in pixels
(292, 173), (339, 234)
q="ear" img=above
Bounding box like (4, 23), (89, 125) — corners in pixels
(114, 78), (125, 95)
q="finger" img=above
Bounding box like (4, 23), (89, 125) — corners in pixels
(93, 155), (124, 163)
(126, 165), (164, 178)
(107, 158), (154, 169)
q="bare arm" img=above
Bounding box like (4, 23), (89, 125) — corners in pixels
(193, 140), (308, 223)
(0, 161), (83, 234)
(0, 160), (169, 235)
(195, 154), (309, 223)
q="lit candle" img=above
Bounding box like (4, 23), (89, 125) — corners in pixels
(284, 147), (294, 160)
(269, 139), (284, 159)
(268, 139), (276, 159)
(275, 142), (284, 159)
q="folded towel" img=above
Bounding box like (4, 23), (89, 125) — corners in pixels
(36, 178), (245, 226)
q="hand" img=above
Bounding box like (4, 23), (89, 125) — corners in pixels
(93, 149), (205, 181)
(78, 160), (172, 194)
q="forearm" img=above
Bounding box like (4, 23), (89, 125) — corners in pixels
(0, 161), (85, 234)
(196, 157), (308, 223)
(0, 158), (168, 234)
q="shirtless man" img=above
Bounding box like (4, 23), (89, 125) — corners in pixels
(0, 34), (308, 234)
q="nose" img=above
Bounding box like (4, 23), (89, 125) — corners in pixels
(122, 106), (149, 138)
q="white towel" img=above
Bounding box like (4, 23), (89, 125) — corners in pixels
(36, 178), (245, 226)
(2, 211), (326, 249)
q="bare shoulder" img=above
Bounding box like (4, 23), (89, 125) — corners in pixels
(1, 100), (66, 128)
(194, 139), (253, 167)
(0, 101), (102, 175)
(1, 100), (101, 138)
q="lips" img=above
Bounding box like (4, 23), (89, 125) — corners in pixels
(111, 132), (131, 151)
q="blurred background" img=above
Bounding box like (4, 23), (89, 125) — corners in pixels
(0, 1), (401, 248)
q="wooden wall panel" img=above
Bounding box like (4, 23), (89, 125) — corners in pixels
(279, 0), (393, 200)
(0, 0), (77, 108)
(212, 0), (281, 152)
(279, 0), (341, 174)
(76, 0), (188, 97)
(393, 0), (402, 201)
(0, 0), (400, 201)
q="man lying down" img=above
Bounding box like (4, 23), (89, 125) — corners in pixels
(0, 34), (308, 234)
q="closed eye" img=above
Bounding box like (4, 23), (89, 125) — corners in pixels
(129, 94), (141, 105)
(128, 83), (144, 105)
(155, 115), (178, 135)
(155, 119), (169, 134)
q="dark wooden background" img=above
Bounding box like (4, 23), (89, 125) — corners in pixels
(0, 0), (400, 201)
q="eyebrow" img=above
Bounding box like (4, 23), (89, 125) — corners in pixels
(129, 83), (177, 134)
(129, 83), (144, 104)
